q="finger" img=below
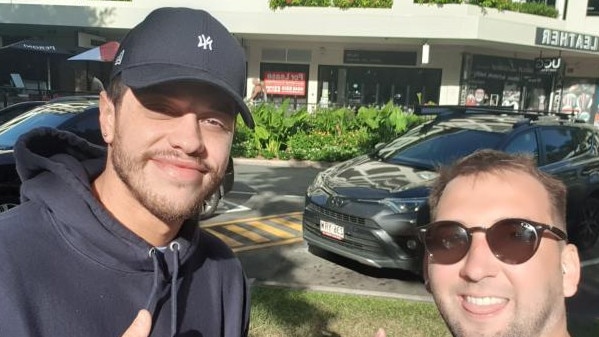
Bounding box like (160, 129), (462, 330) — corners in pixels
(121, 309), (152, 337)
(374, 327), (386, 337)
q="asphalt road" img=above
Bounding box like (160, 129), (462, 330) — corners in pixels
(201, 158), (599, 322)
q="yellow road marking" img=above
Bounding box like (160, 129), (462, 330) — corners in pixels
(204, 228), (243, 247)
(246, 221), (296, 239)
(202, 212), (305, 252)
(225, 224), (270, 243)
(202, 211), (303, 228)
(269, 217), (302, 232)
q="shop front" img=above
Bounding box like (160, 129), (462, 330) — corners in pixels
(459, 53), (599, 125)
(311, 49), (441, 110)
(317, 65), (441, 110)
(459, 53), (554, 111)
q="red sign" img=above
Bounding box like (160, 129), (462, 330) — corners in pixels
(263, 71), (306, 96)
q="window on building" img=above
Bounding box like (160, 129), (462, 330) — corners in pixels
(589, 0), (599, 16)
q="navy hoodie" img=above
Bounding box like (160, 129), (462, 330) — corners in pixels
(0, 128), (250, 336)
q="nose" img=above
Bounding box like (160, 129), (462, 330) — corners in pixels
(459, 233), (501, 282)
(168, 113), (204, 155)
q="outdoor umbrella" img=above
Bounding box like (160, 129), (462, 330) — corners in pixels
(68, 41), (119, 92)
(68, 41), (120, 62)
(0, 39), (72, 91)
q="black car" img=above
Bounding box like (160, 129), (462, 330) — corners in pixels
(0, 98), (234, 217)
(0, 100), (47, 125)
(302, 105), (599, 274)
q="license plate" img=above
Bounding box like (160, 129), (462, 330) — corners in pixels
(320, 220), (344, 240)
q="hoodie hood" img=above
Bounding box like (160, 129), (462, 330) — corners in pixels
(13, 127), (200, 272)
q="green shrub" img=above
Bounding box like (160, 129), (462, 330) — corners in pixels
(270, 0), (392, 9)
(234, 101), (427, 162)
(286, 129), (373, 161)
(415, 0), (558, 18)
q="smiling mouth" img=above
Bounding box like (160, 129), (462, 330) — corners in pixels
(464, 296), (506, 306)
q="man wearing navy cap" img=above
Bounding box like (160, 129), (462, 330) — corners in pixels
(0, 7), (251, 337)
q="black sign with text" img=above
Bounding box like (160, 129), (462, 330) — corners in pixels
(343, 50), (417, 66)
(534, 57), (563, 74)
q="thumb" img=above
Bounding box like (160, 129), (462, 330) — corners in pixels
(121, 309), (152, 337)
(374, 327), (386, 337)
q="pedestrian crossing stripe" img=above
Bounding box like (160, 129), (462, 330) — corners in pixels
(202, 212), (303, 251)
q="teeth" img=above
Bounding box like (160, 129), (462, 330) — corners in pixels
(465, 296), (505, 306)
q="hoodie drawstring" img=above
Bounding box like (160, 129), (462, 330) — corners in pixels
(144, 243), (181, 336)
(145, 248), (160, 312)
(169, 241), (180, 337)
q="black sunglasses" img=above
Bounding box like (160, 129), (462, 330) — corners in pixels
(418, 218), (567, 265)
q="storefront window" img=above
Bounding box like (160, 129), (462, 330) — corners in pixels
(459, 54), (554, 111)
(317, 65), (441, 110)
(589, 0), (599, 16)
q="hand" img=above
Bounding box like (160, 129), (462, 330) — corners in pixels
(121, 310), (152, 337)
(374, 328), (386, 337)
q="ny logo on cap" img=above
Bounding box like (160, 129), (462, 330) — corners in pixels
(197, 34), (213, 50)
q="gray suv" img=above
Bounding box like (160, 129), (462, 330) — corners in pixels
(303, 106), (599, 274)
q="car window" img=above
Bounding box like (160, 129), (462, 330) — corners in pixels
(503, 130), (539, 163)
(381, 126), (503, 168)
(61, 109), (103, 146)
(0, 112), (74, 149)
(540, 127), (592, 164)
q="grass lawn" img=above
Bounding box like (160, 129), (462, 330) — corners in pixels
(249, 285), (450, 337)
(249, 285), (599, 337)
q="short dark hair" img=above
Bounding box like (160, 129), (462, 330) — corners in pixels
(105, 75), (127, 110)
(428, 149), (567, 229)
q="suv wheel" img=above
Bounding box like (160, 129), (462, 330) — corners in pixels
(199, 190), (221, 220)
(570, 197), (599, 251)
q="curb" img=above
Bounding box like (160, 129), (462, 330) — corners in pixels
(249, 279), (434, 303)
(233, 157), (336, 169)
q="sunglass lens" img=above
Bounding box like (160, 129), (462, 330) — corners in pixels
(425, 221), (470, 264)
(488, 219), (538, 264)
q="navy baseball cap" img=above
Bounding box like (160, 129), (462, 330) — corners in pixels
(110, 7), (254, 128)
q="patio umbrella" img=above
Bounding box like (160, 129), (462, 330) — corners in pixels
(68, 41), (120, 62)
(68, 41), (119, 91)
(0, 39), (72, 91)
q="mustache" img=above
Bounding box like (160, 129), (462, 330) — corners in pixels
(141, 150), (213, 172)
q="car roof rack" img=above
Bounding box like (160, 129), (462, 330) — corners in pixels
(414, 105), (581, 123)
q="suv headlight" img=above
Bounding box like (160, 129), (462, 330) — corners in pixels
(307, 171), (327, 195)
(378, 197), (427, 214)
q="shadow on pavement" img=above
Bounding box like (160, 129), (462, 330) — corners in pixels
(307, 245), (423, 283)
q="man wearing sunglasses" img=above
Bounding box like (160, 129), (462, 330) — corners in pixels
(419, 149), (581, 337)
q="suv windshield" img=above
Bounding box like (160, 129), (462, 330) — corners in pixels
(377, 122), (504, 169)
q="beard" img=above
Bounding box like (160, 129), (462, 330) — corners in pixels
(110, 131), (221, 225)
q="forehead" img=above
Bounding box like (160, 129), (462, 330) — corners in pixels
(437, 171), (552, 222)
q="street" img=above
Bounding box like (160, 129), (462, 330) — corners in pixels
(201, 159), (599, 323)
(200, 159), (431, 300)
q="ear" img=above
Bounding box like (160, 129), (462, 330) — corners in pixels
(423, 253), (431, 293)
(561, 243), (581, 298)
(99, 91), (116, 144)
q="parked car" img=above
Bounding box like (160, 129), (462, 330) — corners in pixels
(0, 98), (234, 217)
(0, 100), (47, 125)
(302, 105), (599, 275)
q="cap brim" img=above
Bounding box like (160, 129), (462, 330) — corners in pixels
(119, 64), (254, 129)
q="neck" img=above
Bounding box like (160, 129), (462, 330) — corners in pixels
(92, 170), (182, 247)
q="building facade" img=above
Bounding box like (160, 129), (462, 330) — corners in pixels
(0, 0), (598, 121)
